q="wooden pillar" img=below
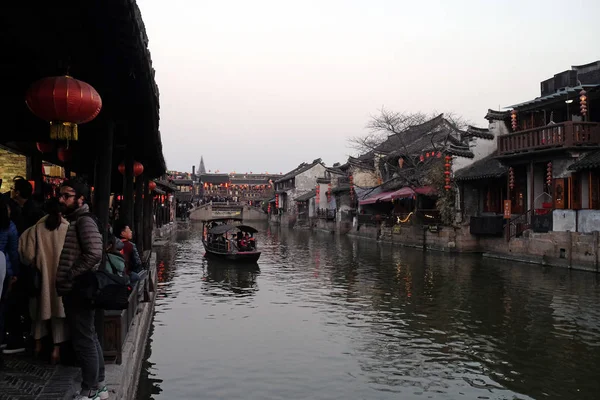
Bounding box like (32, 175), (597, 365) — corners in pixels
(122, 155), (134, 227)
(94, 121), (115, 241)
(26, 152), (43, 197)
(506, 171), (511, 242)
(143, 177), (153, 252)
(93, 119), (114, 350)
(134, 173), (144, 252)
(529, 161), (535, 212)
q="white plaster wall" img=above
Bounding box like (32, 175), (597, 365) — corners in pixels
(577, 209), (600, 233)
(453, 137), (497, 173)
(452, 119), (503, 173)
(309, 198), (316, 217)
(284, 164), (327, 213)
(553, 209), (577, 231)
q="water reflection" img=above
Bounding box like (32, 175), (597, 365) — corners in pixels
(201, 258), (260, 297)
(138, 225), (600, 400)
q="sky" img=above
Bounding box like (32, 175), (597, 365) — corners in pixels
(138, 0), (600, 175)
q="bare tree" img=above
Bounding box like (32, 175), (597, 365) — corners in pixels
(348, 107), (472, 191)
(348, 108), (429, 155)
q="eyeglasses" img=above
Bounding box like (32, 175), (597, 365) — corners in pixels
(59, 193), (76, 200)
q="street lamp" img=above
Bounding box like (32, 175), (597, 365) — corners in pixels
(565, 99), (573, 121)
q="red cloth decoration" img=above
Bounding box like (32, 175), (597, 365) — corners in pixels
(36, 142), (55, 153)
(57, 146), (72, 162)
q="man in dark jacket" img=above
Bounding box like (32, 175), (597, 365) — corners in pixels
(56, 178), (108, 400)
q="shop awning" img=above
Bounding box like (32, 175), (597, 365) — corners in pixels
(359, 191), (396, 205)
(414, 186), (436, 196)
(362, 186), (436, 204)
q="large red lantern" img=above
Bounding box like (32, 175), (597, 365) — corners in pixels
(25, 76), (102, 141)
(57, 146), (72, 163)
(118, 161), (144, 177)
(148, 181), (157, 191)
(36, 142), (55, 153)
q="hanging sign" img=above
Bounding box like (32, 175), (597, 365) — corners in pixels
(503, 200), (511, 219)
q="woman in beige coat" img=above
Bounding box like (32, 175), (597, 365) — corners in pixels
(19, 198), (69, 363)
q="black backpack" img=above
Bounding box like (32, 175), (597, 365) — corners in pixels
(73, 213), (132, 310)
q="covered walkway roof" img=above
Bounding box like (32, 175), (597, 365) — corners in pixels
(0, 0), (165, 178)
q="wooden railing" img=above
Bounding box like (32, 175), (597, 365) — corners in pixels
(508, 209), (534, 239)
(498, 121), (600, 155)
(103, 255), (157, 364)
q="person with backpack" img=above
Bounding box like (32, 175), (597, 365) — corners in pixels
(55, 178), (108, 400)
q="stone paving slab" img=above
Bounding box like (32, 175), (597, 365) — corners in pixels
(0, 355), (79, 400)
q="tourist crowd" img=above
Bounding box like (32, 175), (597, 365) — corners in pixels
(0, 176), (144, 400)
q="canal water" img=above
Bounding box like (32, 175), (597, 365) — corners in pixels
(137, 224), (600, 400)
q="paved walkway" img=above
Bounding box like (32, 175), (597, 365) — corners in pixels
(0, 354), (79, 400)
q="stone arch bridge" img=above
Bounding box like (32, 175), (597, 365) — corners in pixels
(190, 203), (268, 222)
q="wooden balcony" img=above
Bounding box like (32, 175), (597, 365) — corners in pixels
(498, 121), (600, 156)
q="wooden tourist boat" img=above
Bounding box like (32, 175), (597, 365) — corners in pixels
(202, 217), (261, 262)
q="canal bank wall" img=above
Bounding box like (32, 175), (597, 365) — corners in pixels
(102, 251), (158, 399)
(271, 216), (600, 273)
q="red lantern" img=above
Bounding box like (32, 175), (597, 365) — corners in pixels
(426, 152), (430, 158)
(25, 76), (102, 141)
(149, 181), (157, 191)
(511, 110), (518, 131)
(118, 161), (144, 177)
(436, 152), (442, 158)
(57, 146), (72, 162)
(133, 162), (144, 177)
(419, 155), (425, 162)
(36, 142), (55, 153)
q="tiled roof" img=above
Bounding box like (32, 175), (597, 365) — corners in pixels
(331, 184), (351, 194)
(231, 178), (271, 185)
(454, 154), (508, 181)
(347, 156), (375, 171)
(447, 143), (475, 159)
(172, 179), (193, 185)
(464, 125), (494, 140)
(198, 174), (230, 184)
(294, 189), (317, 202)
(509, 85), (599, 111)
(568, 150), (600, 171)
(275, 158), (324, 183)
(485, 109), (511, 121)
(155, 180), (177, 192)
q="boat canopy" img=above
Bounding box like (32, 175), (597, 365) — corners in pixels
(208, 224), (259, 235)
